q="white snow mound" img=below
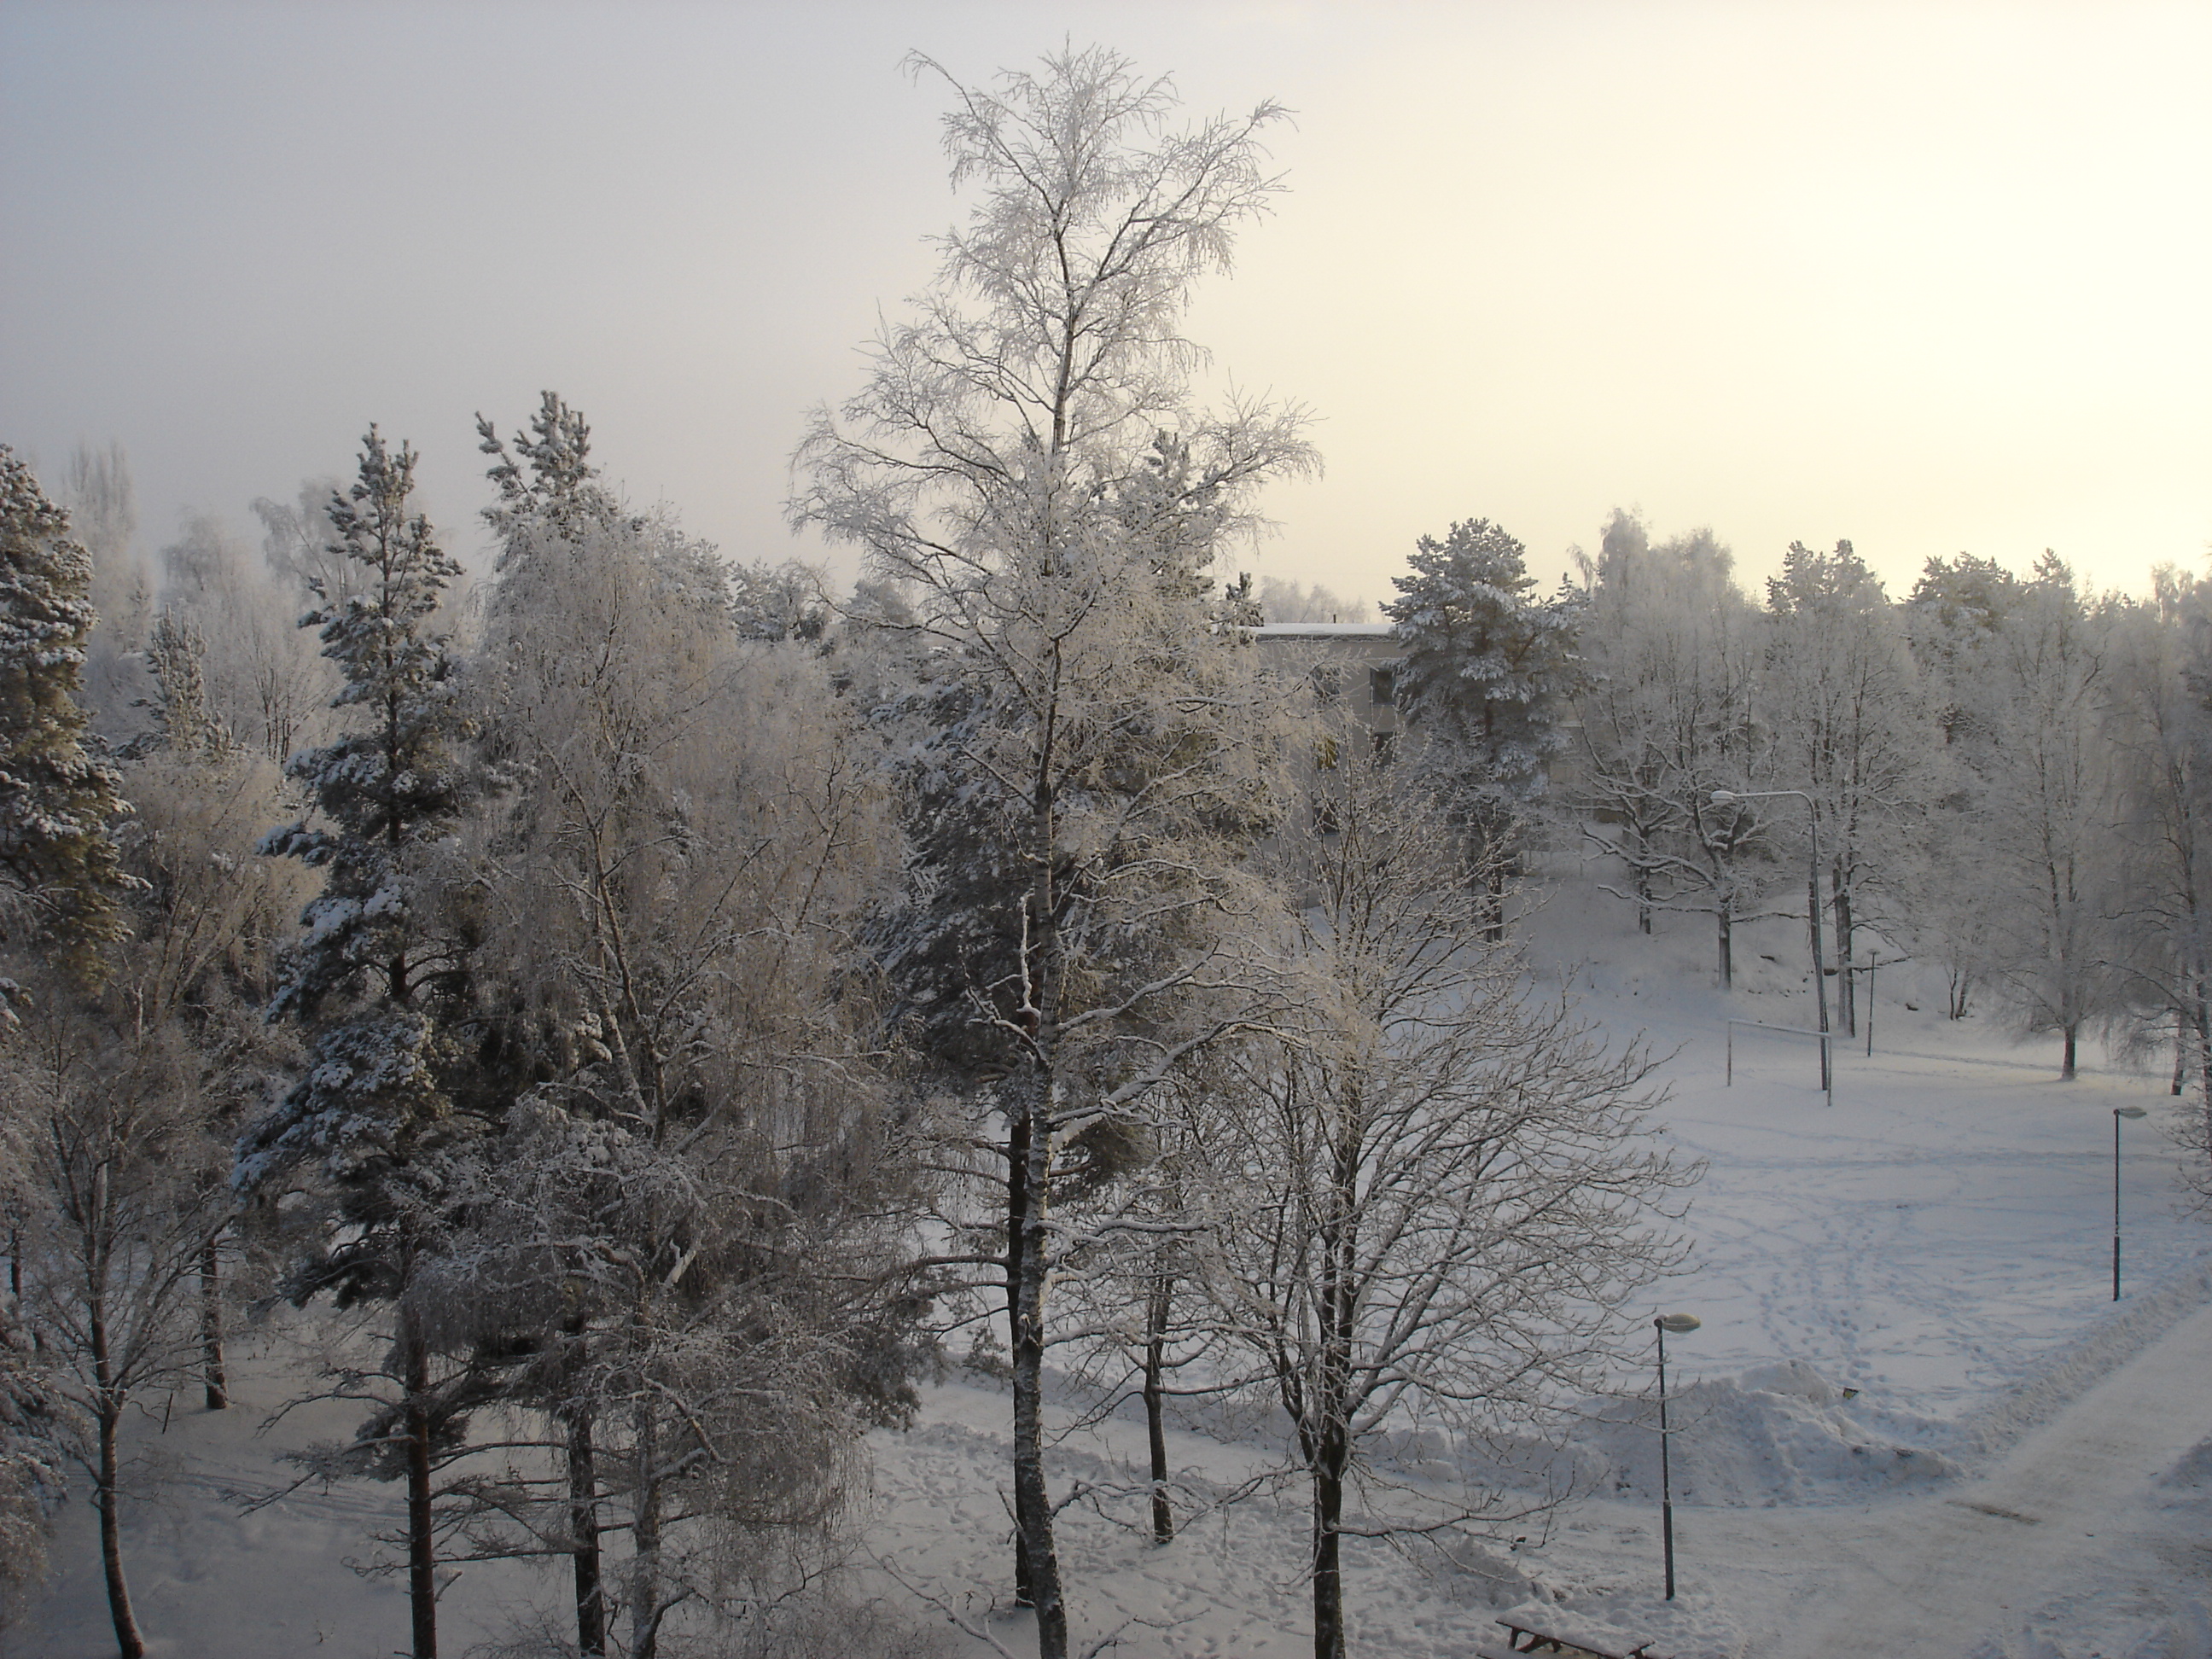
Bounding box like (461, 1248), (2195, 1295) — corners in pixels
(1580, 1361), (1963, 1507)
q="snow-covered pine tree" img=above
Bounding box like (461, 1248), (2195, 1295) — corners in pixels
(1385, 516), (1578, 930)
(138, 610), (230, 760)
(478, 389), (605, 544)
(0, 446), (132, 969)
(236, 428), (482, 1659)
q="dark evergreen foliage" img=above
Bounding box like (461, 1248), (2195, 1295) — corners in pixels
(0, 446), (131, 963)
(1387, 516), (1579, 825)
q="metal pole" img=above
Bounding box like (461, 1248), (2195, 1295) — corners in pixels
(1726, 1022), (1732, 1087)
(1807, 801), (1831, 1102)
(1866, 958), (1876, 1059)
(1657, 1319), (1675, 1601)
(2113, 1110), (2123, 1303)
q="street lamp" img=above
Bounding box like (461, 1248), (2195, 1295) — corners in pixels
(1711, 789), (1831, 1100)
(1654, 1313), (1700, 1601)
(2114, 1105), (2148, 1301)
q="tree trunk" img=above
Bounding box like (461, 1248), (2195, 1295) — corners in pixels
(568, 1407), (605, 1656)
(2192, 986), (2212, 1144)
(1143, 1266), (1173, 1545)
(1309, 1445), (1347, 1659)
(1010, 1086), (1068, 1659)
(402, 1309), (437, 1659)
(1716, 908), (1733, 990)
(1832, 882), (1855, 1037)
(632, 1399), (663, 1659)
(1006, 1106), (1036, 1609)
(1008, 762), (1069, 1659)
(199, 1236), (228, 1411)
(95, 1393), (146, 1658)
(1482, 855), (1507, 946)
(2061, 1023), (2079, 1081)
(1309, 1115), (1359, 1659)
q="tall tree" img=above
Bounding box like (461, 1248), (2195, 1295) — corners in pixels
(792, 46), (1313, 1659)
(1950, 556), (2114, 1077)
(154, 510), (334, 762)
(0, 446), (132, 972)
(236, 428), (483, 1659)
(61, 441), (152, 743)
(1386, 517), (1578, 931)
(11, 742), (300, 1659)
(451, 398), (918, 1659)
(1904, 553), (2027, 1017)
(1763, 540), (1934, 1033)
(2104, 573), (2212, 1132)
(1568, 512), (1780, 982)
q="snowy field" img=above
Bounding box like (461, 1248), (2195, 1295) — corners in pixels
(18, 899), (2212, 1659)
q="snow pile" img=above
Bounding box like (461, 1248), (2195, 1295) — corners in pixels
(1959, 1258), (2212, 1458)
(2162, 1437), (2212, 1493)
(1423, 1537), (1569, 1611)
(1963, 1603), (2212, 1659)
(1578, 1358), (1963, 1506)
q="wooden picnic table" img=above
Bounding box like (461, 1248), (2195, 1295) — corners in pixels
(1474, 1615), (1670, 1659)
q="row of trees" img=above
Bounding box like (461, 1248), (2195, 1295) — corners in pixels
(3, 410), (925, 1659)
(1381, 492), (2212, 1120)
(1, 48), (1686, 1659)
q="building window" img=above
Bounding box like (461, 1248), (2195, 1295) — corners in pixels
(1371, 730), (1396, 764)
(1370, 666), (1395, 706)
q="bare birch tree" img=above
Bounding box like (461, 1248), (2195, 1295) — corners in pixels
(2101, 573), (2212, 1142)
(1762, 541), (1936, 1033)
(9, 742), (300, 1659)
(1569, 514), (1784, 982)
(1203, 732), (1691, 1659)
(1951, 557), (2116, 1076)
(792, 46), (1313, 1659)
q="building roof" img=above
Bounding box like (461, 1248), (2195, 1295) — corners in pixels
(1250, 622), (1395, 639)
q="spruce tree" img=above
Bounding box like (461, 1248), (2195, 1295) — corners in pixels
(237, 428), (480, 1659)
(1386, 516), (1578, 922)
(0, 445), (131, 964)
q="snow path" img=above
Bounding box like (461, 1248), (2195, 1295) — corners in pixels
(1757, 1301), (2212, 1657)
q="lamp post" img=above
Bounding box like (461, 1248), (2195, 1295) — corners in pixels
(2114, 1105), (2148, 1301)
(1712, 789), (1831, 1100)
(1655, 1313), (1700, 1600)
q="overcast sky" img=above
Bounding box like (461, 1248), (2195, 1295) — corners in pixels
(3, 1), (2205, 607)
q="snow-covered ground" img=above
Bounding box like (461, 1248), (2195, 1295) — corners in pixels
(19, 895), (2212, 1657)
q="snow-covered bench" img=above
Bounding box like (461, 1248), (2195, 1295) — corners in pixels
(1475, 1616), (1670, 1659)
